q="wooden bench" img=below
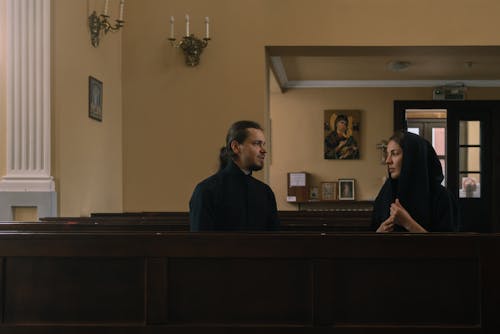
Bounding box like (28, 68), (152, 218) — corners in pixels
(38, 210), (373, 232)
(0, 231), (497, 333)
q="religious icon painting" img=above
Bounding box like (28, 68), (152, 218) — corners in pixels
(89, 76), (103, 122)
(324, 110), (361, 159)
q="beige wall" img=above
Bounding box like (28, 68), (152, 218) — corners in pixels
(270, 87), (428, 209)
(270, 87), (500, 210)
(4, 0), (500, 215)
(52, 0), (123, 215)
(121, 0), (500, 212)
(0, 0), (6, 178)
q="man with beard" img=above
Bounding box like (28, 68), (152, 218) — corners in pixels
(189, 120), (279, 231)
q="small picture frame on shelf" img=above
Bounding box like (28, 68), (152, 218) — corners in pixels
(338, 179), (355, 200)
(321, 182), (337, 201)
(309, 186), (320, 201)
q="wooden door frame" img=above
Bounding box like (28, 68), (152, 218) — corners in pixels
(394, 100), (500, 232)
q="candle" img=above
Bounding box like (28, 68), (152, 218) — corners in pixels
(170, 16), (175, 39)
(205, 16), (210, 39)
(119, 0), (125, 21)
(185, 14), (190, 36)
(103, 0), (109, 15)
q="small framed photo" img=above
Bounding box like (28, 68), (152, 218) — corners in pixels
(338, 179), (355, 200)
(309, 186), (320, 201)
(89, 76), (103, 122)
(321, 182), (338, 201)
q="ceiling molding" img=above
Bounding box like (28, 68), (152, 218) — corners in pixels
(270, 57), (289, 89)
(268, 46), (500, 91)
(267, 46), (500, 57)
(284, 80), (500, 88)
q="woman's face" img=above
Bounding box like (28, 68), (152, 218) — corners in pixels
(385, 140), (403, 179)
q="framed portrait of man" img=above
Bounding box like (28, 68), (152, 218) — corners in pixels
(324, 110), (361, 160)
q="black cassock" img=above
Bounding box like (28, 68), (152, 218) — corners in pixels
(372, 132), (459, 232)
(189, 161), (279, 231)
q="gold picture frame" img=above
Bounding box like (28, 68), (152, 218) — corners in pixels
(324, 110), (361, 160)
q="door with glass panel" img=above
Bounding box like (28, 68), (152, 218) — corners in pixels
(406, 117), (447, 186)
(394, 101), (496, 232)
(447, 109), (491, 232)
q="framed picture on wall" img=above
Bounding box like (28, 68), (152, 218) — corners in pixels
(338, 179), (355, 200)
(324, 110), (361, 159)
(89, 76), (103, 122)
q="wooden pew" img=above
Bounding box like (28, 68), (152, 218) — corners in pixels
(0, 230), (498, 333)
(40, 210), (373, 232)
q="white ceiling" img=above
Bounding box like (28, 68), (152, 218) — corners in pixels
(268, 46), (500, 91)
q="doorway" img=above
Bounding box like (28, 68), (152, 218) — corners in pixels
(394, 101), (500, 232)
(406, 109), (447, 186)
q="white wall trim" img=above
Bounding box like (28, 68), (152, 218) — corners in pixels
(0, 191), (57, 220)
(0, 0), (54, 192)
(0, 0), (56, 218)
(270, 56), (289, 88)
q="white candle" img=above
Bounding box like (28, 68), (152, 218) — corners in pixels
(205, 17), (210, 39)
(170, 16), (175, 39)
(103, 0), (109, 15)
(119, 0), (125, 21)
(185, 14), (190, 36)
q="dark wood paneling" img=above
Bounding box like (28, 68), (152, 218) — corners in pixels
(492, 110), (500, 232)
(0, 232), (496, 333)
(4, 257), (145, 323)
(279, 210), (372, 232)
(0, 258), (4, 324)
(167, 259), (313, 325)
(313, 260), (334, 326)
(146, 258), (168, 324)
(330, 259), (479, 324)
(481, 236), (500, 332)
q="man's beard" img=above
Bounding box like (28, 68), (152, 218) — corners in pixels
(249, 163), (264, 171)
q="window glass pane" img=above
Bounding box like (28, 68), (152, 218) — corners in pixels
(440, 159), (446, 186)
(459, 147), (481, 172)
(459, 121), (480, 146)
(407, 127), (420, 135)
(459, 173), (481, 198)
(432, 128), (445, 156)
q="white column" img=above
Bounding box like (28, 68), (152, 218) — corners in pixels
(0, 0), (54, 192)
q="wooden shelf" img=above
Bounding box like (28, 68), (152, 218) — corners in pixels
(287, 200), (373, 212)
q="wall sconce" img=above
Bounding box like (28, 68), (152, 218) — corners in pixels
(88, 0), (126, 47)
(168, 15), (211, 66)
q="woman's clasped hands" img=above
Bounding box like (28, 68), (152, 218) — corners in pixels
(376, 199), (427, 233)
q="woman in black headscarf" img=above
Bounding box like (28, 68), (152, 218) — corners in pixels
(372, 131), (459, 232)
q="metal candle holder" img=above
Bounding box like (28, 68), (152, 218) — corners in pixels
(168, 35), (210, 67)
(88, 11), (124, 48)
